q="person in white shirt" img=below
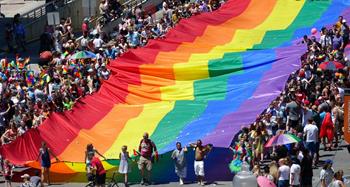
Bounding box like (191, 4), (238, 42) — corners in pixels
(278, 158), (290, 187)
(290, 159), (301, 187)
(93, 34), (104, 51)
(329, 170), (346, 187)
(320, 159), (334, 187)
(303, 119), (318, 163)
(319, 27), (332, 49)
(80, 34), (89, 50)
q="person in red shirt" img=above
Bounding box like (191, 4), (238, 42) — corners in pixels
(88, 152), (106, 187)
(82, 18), (90, 36)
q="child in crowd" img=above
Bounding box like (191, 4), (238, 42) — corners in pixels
(119, 145), (131, 185)
(85, 151), (95, 185)
(3, 159), (13, 187)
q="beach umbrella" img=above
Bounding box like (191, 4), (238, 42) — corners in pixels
(70, 51), (96, 59)
(265, 133), (301, 147)
(257, 176), (276, 187)
(319, 61), (344, 71)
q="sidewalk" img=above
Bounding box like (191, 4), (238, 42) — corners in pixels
(0, 0), (45, 17)
(311, 140), (350, 187)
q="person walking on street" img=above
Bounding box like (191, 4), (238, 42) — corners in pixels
(319, 112), (334, 151)
(171, 142), (188, 185)
(290, 158), (301, 187)
(300, 149), (313, 187)
(138, 132), (157, 186)
(119, 145), (131, 186)
(286, 96), (301, 132)
(303, 118), (318, 165)
(190, 139), (213, 186)
(320, 159), (334, 187)
(36, 142), (59, 185)
(277, 158), (290, 187)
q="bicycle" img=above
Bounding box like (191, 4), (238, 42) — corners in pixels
(85, 171), (121, 187)
(106, 171), (121, 187)
(84, 158), (123, 187)
(85, 173), (95, 187)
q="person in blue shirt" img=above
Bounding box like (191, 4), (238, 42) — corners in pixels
(0, 72), (7, 81)
(127, 30), (140, 48)
(13, 17), (26, 52)
(104, 45), (118, 59)
(151, 26), (161, 38)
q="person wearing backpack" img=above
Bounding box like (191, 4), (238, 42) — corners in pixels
(138, 132), (158, 186)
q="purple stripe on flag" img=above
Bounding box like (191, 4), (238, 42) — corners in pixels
(202, 44), (306, 147)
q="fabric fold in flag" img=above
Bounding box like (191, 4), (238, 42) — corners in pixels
(1, 0), (349, 183)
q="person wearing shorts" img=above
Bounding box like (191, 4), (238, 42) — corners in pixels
(138, 132), (157, 186)
(190, 140), (213, 186)
(138, 156), (152, 172)
(89, 152), (106, 187)
(194, 160), (205, 177)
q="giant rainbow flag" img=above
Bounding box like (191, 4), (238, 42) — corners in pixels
(2, 0), (350, 182)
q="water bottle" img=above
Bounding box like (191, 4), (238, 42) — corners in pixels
(232, 162), (257, 187)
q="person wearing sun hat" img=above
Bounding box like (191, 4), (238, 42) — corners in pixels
(20, 173), (35, 187)
(320, 159), (334, 187)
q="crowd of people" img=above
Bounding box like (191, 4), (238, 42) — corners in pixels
(227, 16), (349, 187)
(0, 0), (349, 186)
(85, 133), (213, 187)
(0, 0), (225, 146)
(80, 0), (224, 55)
